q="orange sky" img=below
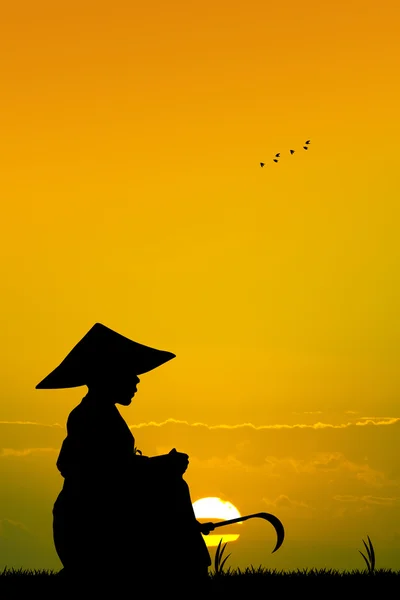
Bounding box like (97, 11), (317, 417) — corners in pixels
(1, 0), (400, 573)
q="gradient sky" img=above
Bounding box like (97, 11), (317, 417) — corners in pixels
(1, 0), (400, 572)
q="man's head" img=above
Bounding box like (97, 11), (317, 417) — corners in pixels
(87, 368), (140, 405)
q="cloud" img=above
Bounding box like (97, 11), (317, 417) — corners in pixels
(333, 494), (359, 503)
(310, 453), (384, 484)
(0, 519), (32, 540)
(0, 421), (63, 427)
(3, 416), (399, 434)
(130, 416), (400, 431)
(334, 495), (400, 506)
(0, 422), (64, 452)
(363, 495), (400, 506)
(0, 448), (57, 458)
(358, 416), (399, 422)
(263, 494), (314, 511)
(292, 411), (323, 415)
(242, 453), (386, 487)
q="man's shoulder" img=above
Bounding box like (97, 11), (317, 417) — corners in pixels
(66, 397), (103, 430)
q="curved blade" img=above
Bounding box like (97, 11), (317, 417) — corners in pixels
(210, 512), (285, 553)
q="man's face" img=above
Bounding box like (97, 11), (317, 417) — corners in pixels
(89, 372), (140, 405)
(113, 374), (140, 406)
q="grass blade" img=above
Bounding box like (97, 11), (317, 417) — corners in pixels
(359, 550), (371, 573)
(214, 539), (231, 575)
(362, 539), (372, 562)
(367, 536), (375, 571)
(214, 539), (222, 572)
(220, 554), (232, 572)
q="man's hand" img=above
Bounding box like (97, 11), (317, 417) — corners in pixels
(169, 448), (189, 475)
(199, 521), (215, 535)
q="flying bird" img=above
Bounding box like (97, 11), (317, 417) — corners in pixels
(259, 140), (310, 166)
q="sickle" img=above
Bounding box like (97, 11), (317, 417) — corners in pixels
(209, 512), (285, 553)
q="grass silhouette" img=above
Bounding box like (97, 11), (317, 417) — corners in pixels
(359, 535), (376, 573)
(213, 538), (232, 576)
(1, 565), (400, 597)
(0, 537), (398, 595)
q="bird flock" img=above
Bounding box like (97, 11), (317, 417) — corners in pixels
(260, 140), (310, 167)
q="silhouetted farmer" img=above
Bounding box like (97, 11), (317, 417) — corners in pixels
(35, 323), (212, 591)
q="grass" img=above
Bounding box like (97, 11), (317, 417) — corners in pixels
(207, 535), (398, 594)
(359, 535), (376, 573)
(214, 538), (232, 576)
(1, 566), (400, 597)
(1, 537), (398, 596)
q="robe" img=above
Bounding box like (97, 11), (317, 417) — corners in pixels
(53, 393), (211, 586)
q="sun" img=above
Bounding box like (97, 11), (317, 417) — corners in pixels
(192, 497), (242, 547)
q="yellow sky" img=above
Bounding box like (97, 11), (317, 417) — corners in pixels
(1, 0), (400, 572)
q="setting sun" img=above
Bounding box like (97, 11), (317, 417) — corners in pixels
(193, 497), (242, 547)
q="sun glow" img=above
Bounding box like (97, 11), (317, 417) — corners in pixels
(193, 497), (242, 547)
